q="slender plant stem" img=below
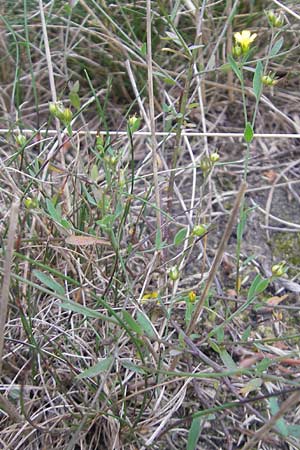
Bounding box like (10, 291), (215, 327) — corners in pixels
(146, 0), (162, 245)
(167, 0), (207, 211)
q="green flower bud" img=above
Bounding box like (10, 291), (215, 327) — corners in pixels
(168, 265), (180, 281)
(271, 261), (286, 277)
(49, 101), (65, 120)
(267, 10), (284, 28)
(232, 45), (242, 58)
(109, 155), (118, 166)
(210, 152), (220, 163)
(199, 157), (212, 175)
(63, 108), (73, 124)
(192, 224), (207, 237)
(96, 134), (105, 155)
(49, 102), (58, 115)
(262, 73), (277, 87)
(119, 169), (126, 188)
(15, 134), (27, 147)
(24, 197), (38, 209)
(128, 114), (141, 133)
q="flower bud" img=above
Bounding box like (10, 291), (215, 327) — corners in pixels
(267, 10), (284, 28)
(49, 102), (57, 116)
(210, 152), (220, 163)
(188, 291), (196, 303)
(49, 102), (58, 115)
(232, 45), (242, 58)
(262, 74), (277, 87)
(49, 101), (65, 120)
(128, 114), (141, 133)
(96, 134), (105, 155)
(15, 134), (27, 147)
(119, 169), (126, 188)
(192, 224), (207, 237)
(199, 157), (212, 175)
(271, 261), (286, 277)
(168, 265), (180, 281)
(24, 197), (38, 209)
(63, 108), (73, 124)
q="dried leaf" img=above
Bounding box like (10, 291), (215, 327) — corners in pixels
(226, 289), (237, 297)
(266, 294), (288, 307)
(239, 355), (262, 368)
(263, 170), (278, 183)
(65, 235), (111, 246)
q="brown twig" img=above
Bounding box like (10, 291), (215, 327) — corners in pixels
(0, 199), (22, 423)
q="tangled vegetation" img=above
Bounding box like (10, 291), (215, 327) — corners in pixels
(1, 1), (300, 449)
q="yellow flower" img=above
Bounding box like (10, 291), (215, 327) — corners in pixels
(188, 291), (196, 303)
(234, 30), (257, 54)
(142, 291), (159, 303)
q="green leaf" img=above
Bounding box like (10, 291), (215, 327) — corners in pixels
(256, 357), (272, 373)
(240, 378), (262, 395)
(114, 201), (123, 219)
(247, 274), (269, 301)
(72, 80), (80, 93)
(67, 124), (72, 137)
(209, 339), (220, 354)
(121, 360), (146, 374)
(64, 4), (72, 14)
(270, 37), (284, 57)
(228, 55), (243, 83)
(287, 425), (300, 439)
(185, 301), (193, 325)
(253, 61), (263, 100)
(242, 325), (251, 341)
(60, 218), (72, 229)
(161, 76), (176, 85)
(33, 270), (64, 296)
(69, 91), (81, 110)
(269, 397), (289, 436)
(244, 122), (254, 143)
(187, 417), (203, 450)
(216, 327), (224, 344)
(237, 209), (248, 242)
(219, 348), (237, 370)
(155, 228), (163, 250)
(247, 274), (262, 301)
(91, 164), (98, 181)
(140, 42), (147, 57)
(220, 63), (231, 73)
(60, 300), (118, 323)
(136, 311), (156, 338)
(122, 311), (143, 335)
(255, 278), (269, 295)
(83, 188), (97, 206)
(77, 356), (114, 379)
(46, 198), (61, 222)
(174, 228), (188, 246)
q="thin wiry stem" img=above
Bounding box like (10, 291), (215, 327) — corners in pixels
(146, 0), (162, 245)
